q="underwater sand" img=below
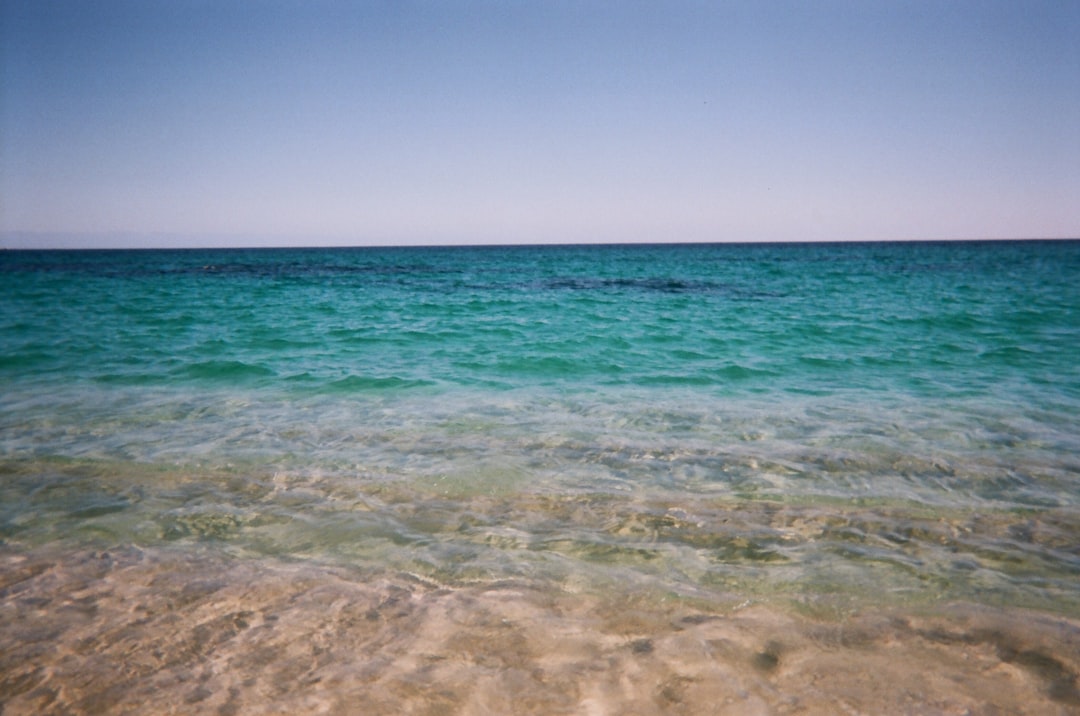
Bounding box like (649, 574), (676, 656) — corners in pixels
(3, 544), (1080, 715)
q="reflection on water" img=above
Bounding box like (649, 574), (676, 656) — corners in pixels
(4, 453), (1080, 619)
(3, 544), (1080, 715)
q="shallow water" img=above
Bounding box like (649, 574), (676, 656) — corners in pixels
(3, 545), (1080, 715)
(2, 241), (1080, 712)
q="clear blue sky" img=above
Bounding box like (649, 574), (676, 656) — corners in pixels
(2, 0), (1078, 248)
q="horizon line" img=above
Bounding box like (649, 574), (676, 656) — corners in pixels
(3, 231), (1079, 252)
(3, 236), (1079, 252)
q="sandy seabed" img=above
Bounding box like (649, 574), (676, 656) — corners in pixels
(2, 544), (1079, 716)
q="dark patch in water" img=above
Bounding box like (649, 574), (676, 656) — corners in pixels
(995, 639), (1080, 705)
(678, 614), (719, 627)
(537, 276), (744, 295)
(913, 625), (1080, 705)
(753, 640), (783, 672)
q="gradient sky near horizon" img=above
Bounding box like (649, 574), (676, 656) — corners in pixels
(2, 1), (1079, 248)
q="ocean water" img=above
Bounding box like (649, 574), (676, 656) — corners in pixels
(3, 241), (1080, 714)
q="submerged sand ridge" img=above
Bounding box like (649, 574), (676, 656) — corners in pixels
(2, 544), (1079, 715)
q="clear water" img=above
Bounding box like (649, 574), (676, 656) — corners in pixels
(3, 241), (1080, 713)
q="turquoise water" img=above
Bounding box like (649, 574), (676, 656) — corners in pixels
(2, 241), (1080, 608)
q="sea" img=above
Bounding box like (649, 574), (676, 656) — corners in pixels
(2, 240), (1079, 714)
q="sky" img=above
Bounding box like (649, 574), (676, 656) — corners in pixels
(1, 0), (1079, 249)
